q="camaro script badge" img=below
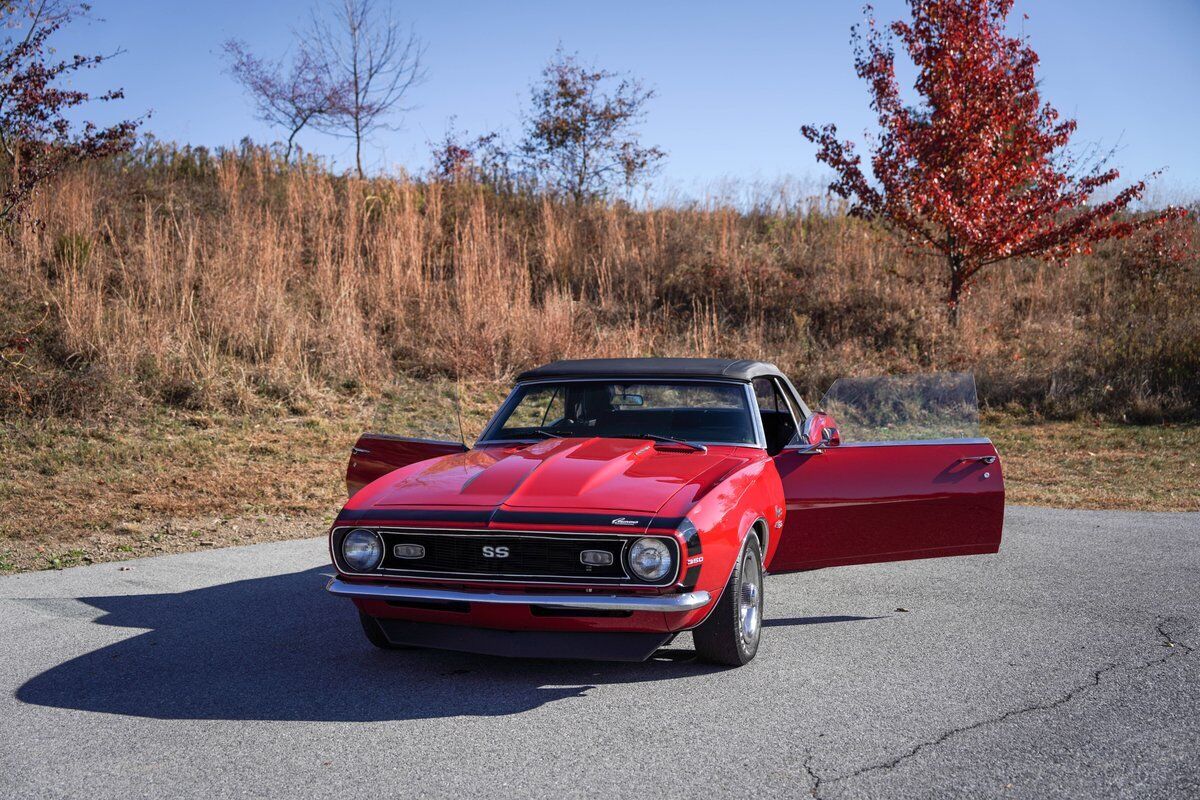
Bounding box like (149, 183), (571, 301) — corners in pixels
(611, 517), (640, 526)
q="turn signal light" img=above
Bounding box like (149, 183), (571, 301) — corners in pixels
(580, 549), (614, 566)
(393, 543), (426, 559)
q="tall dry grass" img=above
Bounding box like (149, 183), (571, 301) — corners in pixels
(2, 142), (1197, 420)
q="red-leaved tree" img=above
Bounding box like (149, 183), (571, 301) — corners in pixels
(0, 1), (138, 223)
(802, 0), (1185, 324)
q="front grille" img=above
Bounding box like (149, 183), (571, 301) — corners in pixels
(375, 529), (632, 581)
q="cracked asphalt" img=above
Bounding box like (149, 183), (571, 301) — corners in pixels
(1, 506), (1197, 799)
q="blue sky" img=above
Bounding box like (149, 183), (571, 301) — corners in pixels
(57, 0), (1200, 202)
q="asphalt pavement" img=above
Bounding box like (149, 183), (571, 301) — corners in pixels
(1, 506), (1196, 799)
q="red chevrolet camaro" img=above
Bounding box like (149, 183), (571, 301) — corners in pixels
(327, 358), (1004, 666)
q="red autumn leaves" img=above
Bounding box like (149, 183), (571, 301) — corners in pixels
(803, 0), (1187, 322)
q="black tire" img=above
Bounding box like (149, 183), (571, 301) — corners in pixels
(358, 610), (405, 650)
(693, 534), (764, 666)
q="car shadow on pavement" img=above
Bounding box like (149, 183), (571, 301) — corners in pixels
(15, 567), (874, 722)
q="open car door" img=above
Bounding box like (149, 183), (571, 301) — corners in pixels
(345, 388), (471, 496)
(346, 434), (467, 496)
(767, 373), (1004, 572)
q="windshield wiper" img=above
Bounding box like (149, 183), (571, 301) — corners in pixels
(530, 427), (568, 439)
(629, 433), (708, 453)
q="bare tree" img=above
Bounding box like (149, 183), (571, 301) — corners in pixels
(519, 47), (665, 202)
(307, 0), (425, 178)
(221, 39), (344, 163)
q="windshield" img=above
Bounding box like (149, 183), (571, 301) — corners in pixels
(482, 381), (758, 445)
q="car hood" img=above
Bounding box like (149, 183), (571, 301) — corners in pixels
(365, 437), (745, 515)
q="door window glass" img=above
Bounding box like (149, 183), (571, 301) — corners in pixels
(819, 373), (981, 442)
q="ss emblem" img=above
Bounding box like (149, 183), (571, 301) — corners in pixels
(482, 545), (510, 558)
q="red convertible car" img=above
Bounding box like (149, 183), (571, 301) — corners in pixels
(327, 358), (1004, 666)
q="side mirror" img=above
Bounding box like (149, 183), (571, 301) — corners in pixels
(821, 425), (841, 447)
(806, 412), (840, 446)
(791, 413), (841, 454)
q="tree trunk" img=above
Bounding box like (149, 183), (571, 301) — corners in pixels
(354, 119), (363, 179)
(947, 252), (965, 327)
(351, 22), (364, 179)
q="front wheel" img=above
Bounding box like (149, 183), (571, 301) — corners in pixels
(693, 535), (763, 666)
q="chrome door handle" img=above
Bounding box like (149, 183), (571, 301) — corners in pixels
(959, 455), (996, 464)
(351, 446), (372, 455)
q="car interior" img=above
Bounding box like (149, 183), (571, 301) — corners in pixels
(491, 378), (808, 450)
(495, 382), (760, 445)
(753, 376), (801, 454)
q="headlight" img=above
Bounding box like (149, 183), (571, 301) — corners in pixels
(628, 537), (673, 582)
(342, 529), (383, 571)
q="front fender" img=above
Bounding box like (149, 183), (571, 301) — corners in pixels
(665, 456), (784, 632)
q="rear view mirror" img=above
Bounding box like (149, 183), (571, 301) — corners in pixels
(614, 393), (644, 407)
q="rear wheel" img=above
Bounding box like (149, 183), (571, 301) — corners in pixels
(693, 534), (763, 666)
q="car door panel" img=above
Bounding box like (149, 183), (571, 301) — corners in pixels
(767, 440), (1004, 572)
(346, 433), (468, 497)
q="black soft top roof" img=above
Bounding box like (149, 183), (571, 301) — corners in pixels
(516, 358), (785, 383)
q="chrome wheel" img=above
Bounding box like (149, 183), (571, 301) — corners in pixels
(693, 534), (764, 666)
(738, 547), (762, 646)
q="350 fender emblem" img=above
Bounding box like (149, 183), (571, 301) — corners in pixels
(610, 517), (640, 526)
(687, 555), (705, 566)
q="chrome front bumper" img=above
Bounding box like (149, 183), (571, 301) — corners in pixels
(326, 577), (711, 613)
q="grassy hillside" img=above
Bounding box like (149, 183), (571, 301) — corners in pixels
(2, 142), (1197, 422)
(1, 143), (1197, 573)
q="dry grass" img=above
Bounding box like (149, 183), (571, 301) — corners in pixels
(0, 409), (359, 571)
(1, 143), (1196, 422)
(0, 378), (506, 571)
(988, 417), (1200, 511)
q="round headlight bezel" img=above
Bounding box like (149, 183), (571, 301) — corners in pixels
(341, 528), (384, 572)
(627, 536), (674, 582)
